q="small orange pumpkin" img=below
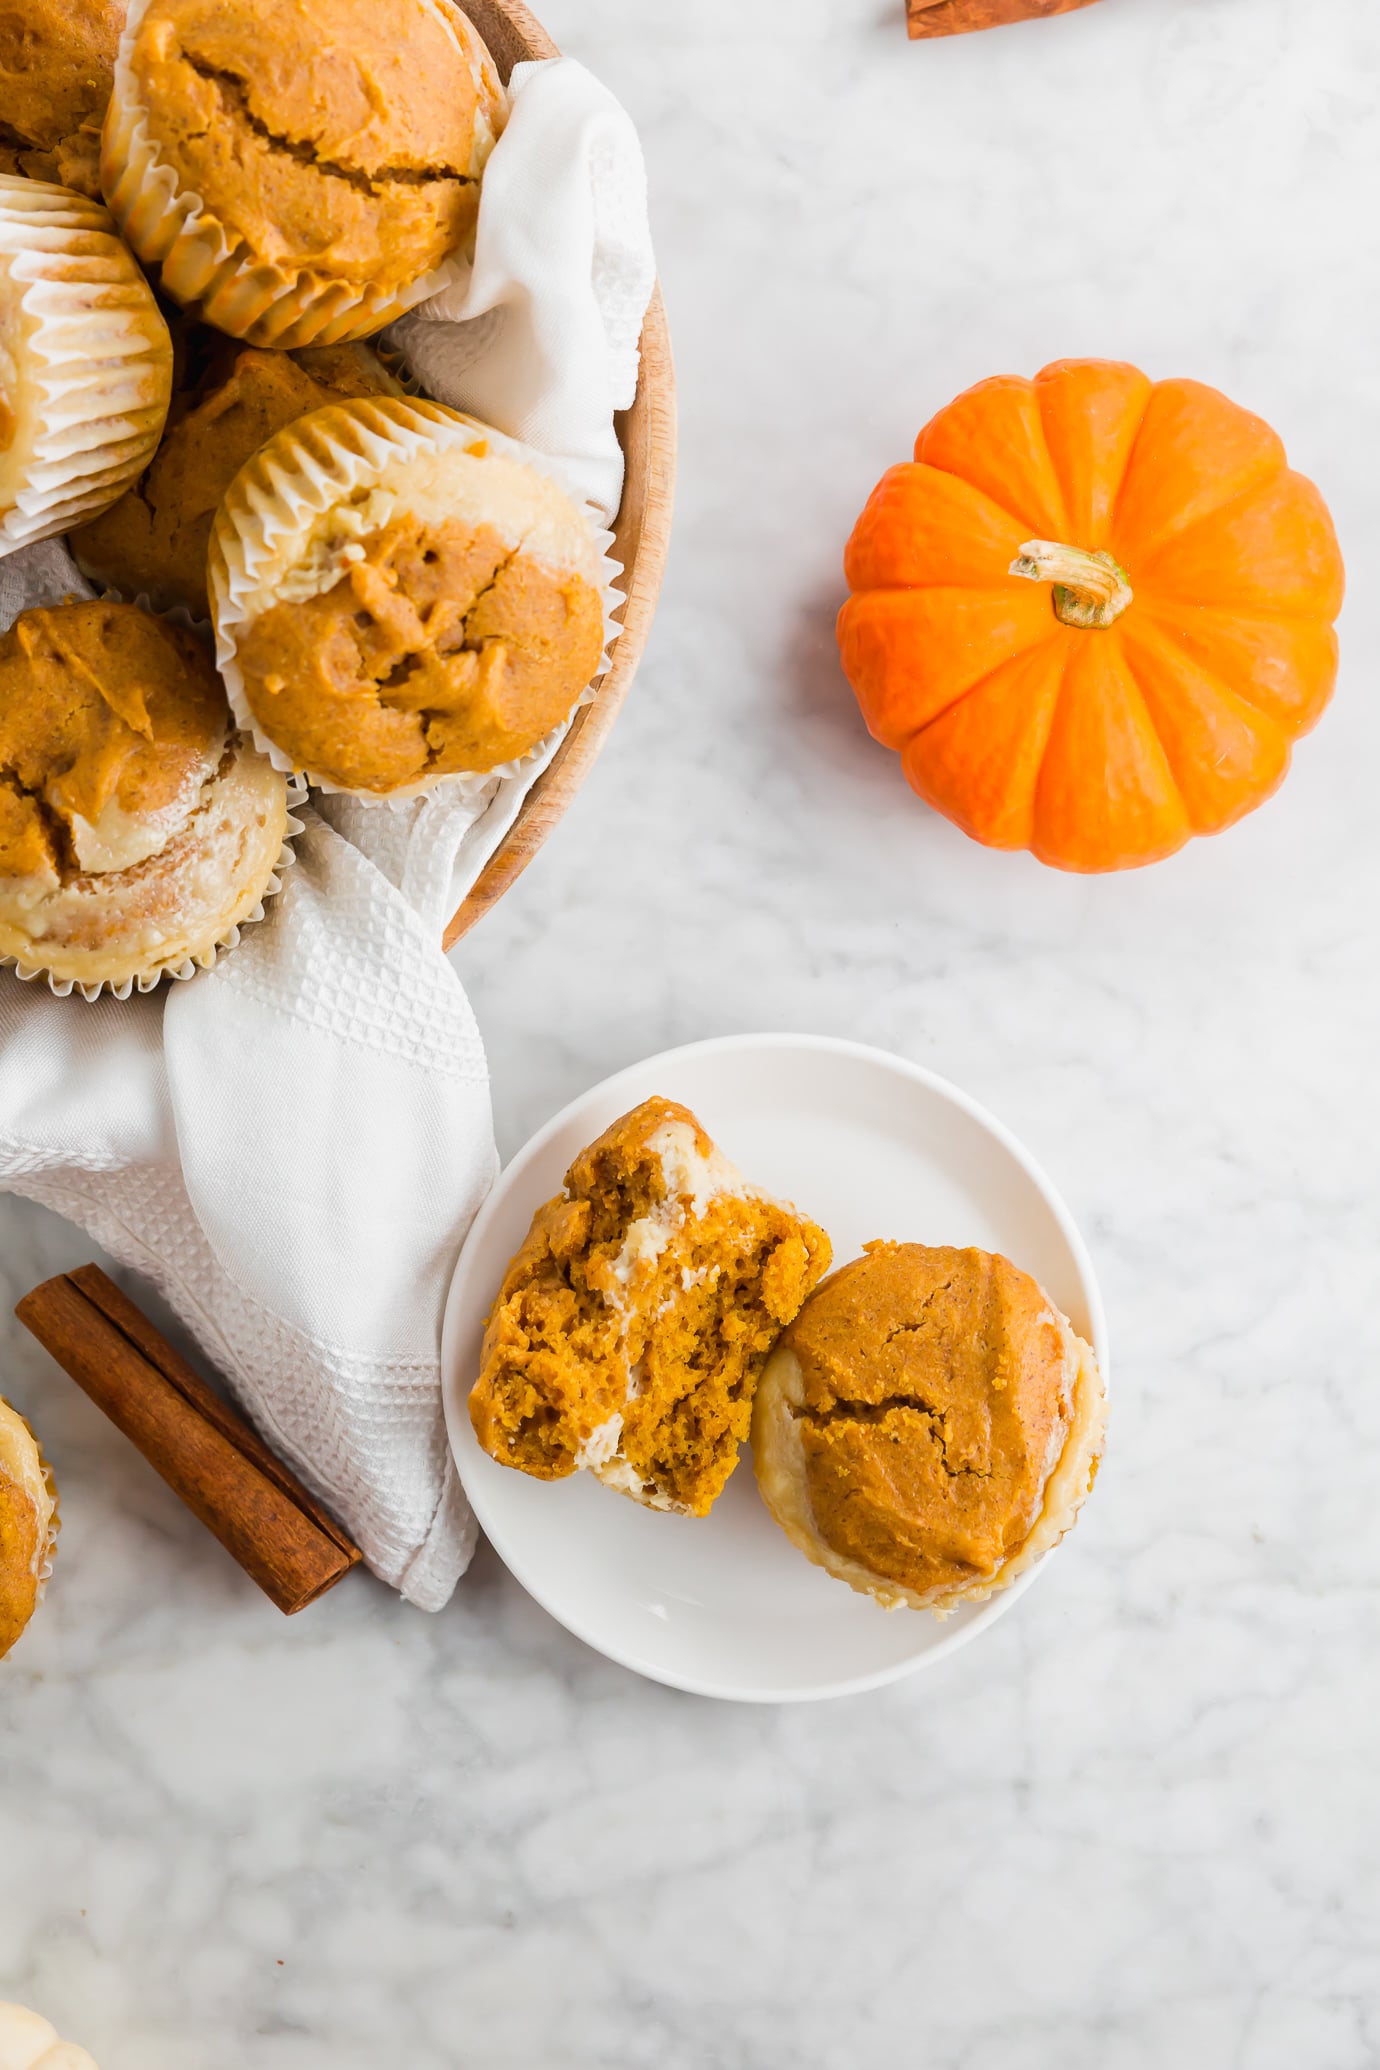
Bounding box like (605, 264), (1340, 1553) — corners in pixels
(837, 359), (1345, 870)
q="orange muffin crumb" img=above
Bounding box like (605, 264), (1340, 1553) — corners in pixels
(471, 1098), (833, 1516)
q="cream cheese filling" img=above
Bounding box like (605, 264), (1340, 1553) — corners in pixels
(579, 1121), (751, 1512)
(67, 725), (227, 873)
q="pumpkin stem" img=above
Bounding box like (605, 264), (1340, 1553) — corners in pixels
(1009, 540), (1133, 630)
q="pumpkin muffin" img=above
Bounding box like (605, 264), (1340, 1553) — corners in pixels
(70, 340), (404, 617)
(471, 1098), (833, 1516)
(102, 0), (507, 347)
(0, 0), (126, 198)
(753, 1242), (1105, 1613)
(0, 1396), (58, 1661)
(0, 600), (290, 994)
(0, 176), (172, 553)
(210, 396), (609, 796)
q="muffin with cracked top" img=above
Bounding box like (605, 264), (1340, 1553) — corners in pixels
(210, 395), (610, 797)
(101, 0), (507, 346)
(753, 1241), (1105, 1614)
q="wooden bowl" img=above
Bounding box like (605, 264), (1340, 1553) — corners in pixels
(440, 0), (677, 948)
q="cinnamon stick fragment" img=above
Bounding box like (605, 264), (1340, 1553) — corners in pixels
(907, 0), (1102, 36)
(16, 1267), (361, 1614)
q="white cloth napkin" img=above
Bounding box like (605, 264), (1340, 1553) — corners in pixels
(0, 57), (655, 1611)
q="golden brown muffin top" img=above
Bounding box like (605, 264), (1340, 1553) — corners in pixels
(784, 1242), (1076, 1601)
(70, 341), (400, 617)
(122, 0), (505, 291)
(233, 508), (605, 790)
(0, 0), (125, 190)
(0, 601), (228, 881)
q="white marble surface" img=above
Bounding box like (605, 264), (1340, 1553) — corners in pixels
(3, 0), (1379, 2061)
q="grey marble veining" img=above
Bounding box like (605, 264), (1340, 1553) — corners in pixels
(3, 0), (1379, 2063)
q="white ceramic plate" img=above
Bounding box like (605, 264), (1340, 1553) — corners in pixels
(441, 1034), (1109, 1702)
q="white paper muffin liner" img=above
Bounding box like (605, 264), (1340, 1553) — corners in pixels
(0, 176), (172, 554)
(102, 0), (503, 350)
(208, 396), (624, 805)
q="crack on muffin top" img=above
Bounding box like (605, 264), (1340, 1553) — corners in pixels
(234, 508), (606, 790)
(128, 0), (506, 287)
(792, 1392), (995, 1480)
(184, 57), (478, 191)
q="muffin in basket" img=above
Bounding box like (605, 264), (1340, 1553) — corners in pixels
(209, 396), (611, 798)
(0, 0), (126, 198)
(0, 1394), (59, 1661)
(0, 175), (172, 552)
(70, 339), (405, 618)
(0, 600), (291, 996)
(753, 1242), (1106, 1614)
(102, 0), (508, 348)
(471, 1097), (833, 1516)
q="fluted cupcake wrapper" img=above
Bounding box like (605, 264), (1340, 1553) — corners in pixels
(102, 0), (490, 350)
(208, 396), (624, 806)
(0, 177), (172, 554)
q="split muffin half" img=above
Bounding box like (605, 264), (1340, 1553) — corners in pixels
(470, 1097), (832, 1516)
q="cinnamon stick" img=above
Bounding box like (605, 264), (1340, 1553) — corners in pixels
(16, 1267), (361, 1614)
(907, 0), (1102, 36)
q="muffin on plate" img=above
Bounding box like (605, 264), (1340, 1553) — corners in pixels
(70, 339), (404, 617)
(0, 176), (172, 552)
(209, 395), (610, 798)
(0, 0), (126, 198)
(753, 1242), (1106, 1613)
(0, 600), (291, 996)
(102, 0), (507, 347)
(471, 1098), (833, 1516)
(0, 1396), (58, 1661)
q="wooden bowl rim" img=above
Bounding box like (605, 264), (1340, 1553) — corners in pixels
(440, 0), (676, 948)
